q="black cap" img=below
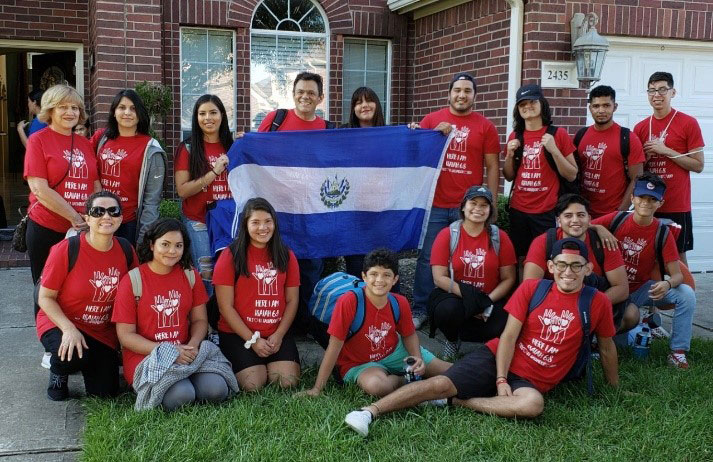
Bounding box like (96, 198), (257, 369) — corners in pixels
(516, 84), (543, 104)
(462, 185), (493, 205)
(551, 237), (589, 262)
(449, 72), (477, 92)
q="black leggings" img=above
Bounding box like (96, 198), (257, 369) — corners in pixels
(40, 327), (120, 398)
(26, 218), (66, 286)
(430, 291), (508, 343)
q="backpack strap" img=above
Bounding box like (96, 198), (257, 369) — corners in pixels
(573, 126), (588, 149)
(489, 224), (501, 256)
(269, 109), (289, 132)
(620, 127), (630, 179)
(576, 285), (596, 395)
(512, 131), (525, 175)
(184, 268), (196, 288)
(609, 211), (629, 234)
(347, 288), (367, 339)
(448, 220), (462, 293)
(655, 221), (670, 279)
(528, 279), (554, 314)
(586, 228), (606, 271)
(544, 228), (558, 262)
(387, 293), (401, 324)
(128, 267), (142, 301)
(67, 234), (81, 273)
(115, 237), (134, 268)
(541, 125), (561, 174)
(97, 134), (109, 154)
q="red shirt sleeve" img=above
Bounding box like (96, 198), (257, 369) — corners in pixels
(503, 279), (538, 323)
(212, 248), (235, 286)
(111, 275), (138, 325)
(23, 134), (48, 180)
(41, 241), (70, 291)
(419, 113), (434, 129)
(591, 291), (616, 338)
(524, 233), (548, 271)
(327, 291), (358, 341)
(661, 230), (680, 264)
(633, 119), (647, 146)
(429, 227), (451, 266)
(285, 251), (300, 287)
(602, 246), (626, 273)
(257, 111), (277, 132)
(555, 127), (576, 157)
(684, 117), (705, 152)
(394, 294), (415, 337)
(628, 130), (646, 166)
(484, 122), (501, 155)
(498, 230), (518, 267)
(190, 268), (209, 307)
(591, 212), (616, 229)
(175, 145), (190, 172)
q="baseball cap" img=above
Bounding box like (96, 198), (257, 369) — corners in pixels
(516, 84), (543, 104)
(551, 237), (589, 262)
(449, 72), (477, 92)
(633, 178), (665, 201)
(462, 185), (493, 205)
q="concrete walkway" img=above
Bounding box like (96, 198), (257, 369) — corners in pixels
(1, 267), (711, 460)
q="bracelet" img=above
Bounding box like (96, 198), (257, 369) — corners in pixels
(244, 331), (261, 349)
(212, 169), (220, 176)
(495, 377), (508, 386)
(666, 280), (672, 290)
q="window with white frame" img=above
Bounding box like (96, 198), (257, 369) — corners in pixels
(250, 0), (328, 130)
(342, 39), (390, 125)
(180, 28), (236, 137)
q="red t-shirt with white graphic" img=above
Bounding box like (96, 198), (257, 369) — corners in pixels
(175, 142), (233, 223)
(633, 110), (705, 213)
(486, 279), (615, 393)
(524, 228), (625, 278)
(112, 264), (209, 385)
(420, 109), (501, 208)
(213, 245), (300, 337)
(36, 234), (138, 349)
(24, 128), (99, 232)
(575, 124), (646, 218)
(430, 225), (517, 293)
(592, 212), (679, 292)
(91, 128), (151, 222)
(328, 290), (415, 378)
(509, 126), (577, 214)
(257, 109), (327, 132)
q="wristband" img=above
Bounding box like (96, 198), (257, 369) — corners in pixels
(244, 331), (260, 349)
(496, 377), (508, 386)
(666, 280), (672, 290)
(212, 169), (220, 176)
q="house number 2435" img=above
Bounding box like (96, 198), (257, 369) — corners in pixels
(547, 70), (569, 80)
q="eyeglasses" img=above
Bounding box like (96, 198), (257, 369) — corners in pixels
(88, 206), (122, 218)
(646, 87), (672, 96)
(552, 261), (585, 273)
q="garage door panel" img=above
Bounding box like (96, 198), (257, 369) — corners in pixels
(687, 61), (713, 98)
(640, 57), (683, 91)
(600, 55), (633, 97)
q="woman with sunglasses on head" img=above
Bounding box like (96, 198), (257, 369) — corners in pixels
(37, 191), (137, 401)
(175, 95), (234, 294)
(113, 218), (233, 410)
(214, 198), (301, 392)
(91, 89), (166, 244)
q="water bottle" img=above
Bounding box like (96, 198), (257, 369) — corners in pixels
(632, 326), (651, 360)
(643, 312), (662, 329)
(404, 357), (422, 382)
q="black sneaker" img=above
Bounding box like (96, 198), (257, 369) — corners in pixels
(47, 372), (69, 401)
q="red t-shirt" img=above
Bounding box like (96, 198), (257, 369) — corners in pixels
(328, 290), (415, 378)
(35, 234), (138, 349)
(633, 110), (705, 213)
(175, 142), (232, 222)
(419, 109), (501, 208)
(24, 128), (99, 232)
(592, 213), (679, 292)
(112, 264), (209, 385)
(524, 228), (625, 278)
(213, 245), (300, 337)
(485, 279), (615, 393)
(509, 126), (576, 214)
(91, 129), (151, 222)
(257, 109), (327, 132)
(575, 124), (646, 218)
(430, 225), (516, 293)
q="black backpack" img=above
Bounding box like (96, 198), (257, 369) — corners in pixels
(268, 108), (336, 131)
(512, 125), (579, 196)
(574, 126), (631, 183)
(527, 279), (597, 395)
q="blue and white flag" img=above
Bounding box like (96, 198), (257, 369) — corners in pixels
(226, 125), (451, 259)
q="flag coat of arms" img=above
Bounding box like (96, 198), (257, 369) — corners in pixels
(226, 125), (451, 259)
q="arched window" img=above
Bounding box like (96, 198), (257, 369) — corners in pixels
(250, 0), (329, 130)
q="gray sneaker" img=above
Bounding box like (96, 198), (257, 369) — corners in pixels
(412, 313), (428, 330)
(443, 339), (461, 360)
(344, 410), (372, 437)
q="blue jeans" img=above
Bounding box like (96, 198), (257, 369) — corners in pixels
(182, 217), (214, 296)
(630, 280), (696, 351)
(412, 206), (461, 316)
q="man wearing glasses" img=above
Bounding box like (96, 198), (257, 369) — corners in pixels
(343, 238), (618, 436)
(633, 72), (705, 264)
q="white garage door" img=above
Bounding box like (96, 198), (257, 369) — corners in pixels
(588, 37), (713, 272)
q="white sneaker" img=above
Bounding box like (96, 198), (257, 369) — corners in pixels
(41, 352), (51, 369)
(651, 326), (670, 339)
(344, 410), (372, 437)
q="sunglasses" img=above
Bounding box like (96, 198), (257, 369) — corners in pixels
(88, 206), (122, 218)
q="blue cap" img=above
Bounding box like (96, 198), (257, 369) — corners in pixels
(462, 185), (493, 205)
(633, 179), (665, 201)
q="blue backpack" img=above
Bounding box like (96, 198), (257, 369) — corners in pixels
(528, 279), (597, 395)
(308, 272), (400, 349)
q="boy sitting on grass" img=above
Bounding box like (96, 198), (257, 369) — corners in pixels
(298, 248), (451, 397)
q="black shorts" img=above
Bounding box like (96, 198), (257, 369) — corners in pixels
(655, 211), (693, 252)
(218, 331), (300, 373)
(508, 208), (556, 258)
(441, 344), (535, 400)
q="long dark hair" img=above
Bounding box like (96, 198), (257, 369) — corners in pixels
(347, 87), (385, 128)
(104, 89), (150, 140)
(512, 97), (553, 135)
(187, 94), (234, 180)
(137, 218), (193, 269)
(228, 198), (289, 278)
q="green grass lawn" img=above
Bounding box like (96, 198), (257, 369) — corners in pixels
(82, 339), (713, 462)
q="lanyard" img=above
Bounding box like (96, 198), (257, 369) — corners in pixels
(648, 109), (677, 143)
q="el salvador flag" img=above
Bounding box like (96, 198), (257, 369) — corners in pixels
(226, 125), (452, 259)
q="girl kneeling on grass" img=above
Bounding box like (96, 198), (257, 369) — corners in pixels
(214, 197), (301, 392)
(113, 218), (236, 411)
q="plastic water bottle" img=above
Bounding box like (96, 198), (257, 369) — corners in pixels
(632, 326), (651, 360)
(404, 357), (421, 382)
